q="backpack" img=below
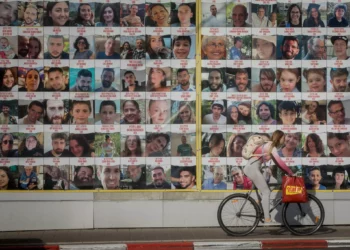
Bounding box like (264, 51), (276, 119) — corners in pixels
(242, 134), (270, 160)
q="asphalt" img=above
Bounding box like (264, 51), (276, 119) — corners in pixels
(0, 225), (350, 246)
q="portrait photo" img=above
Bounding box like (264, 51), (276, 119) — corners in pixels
(68, 133), (95, 158)
(171, 2), (196, 28)
(44, 66), (69, 91)
(95, 35), (120, 59)
(146, 165), (172, 189)
(69, 100), (94, 125)
(18, 67), (44, 92)
(201, 3), (226, 27)
(0, 67), (18, 91)
(69, 68), (95, 92)
(95, 3), (120, 27)
(120, 134), (145, 158)
(171, 133), (195, 157)
(18, 133), (44, 158)
(226, 35), (252, 60)
(201, 132), (226, 157)
(145, 2), (171, 27)
(120, 69), (146, 92)
(227, 3), (251, 27)
(43, 132), (71, 157)
(18, 165), (43, 190)
(94, 133), (120, 157)
(301, 100), (327, 125)
(70, 2), (95, 27)
(70, 35), (95, 59)
(146, 67), (172, 92)
(120, 3), (145, 27)
(120, 99), (145, 125)
(0, 100), (18, 125)
(43, 165), (70, 190)
(171, 101), (196, 124)
(251, 4), (277, 28)
(18, 2), (43, 26)
(95, 100), (120, 125)
(0, 36), (18, 59)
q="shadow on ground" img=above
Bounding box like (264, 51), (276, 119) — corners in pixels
(252, 226), (337, 237)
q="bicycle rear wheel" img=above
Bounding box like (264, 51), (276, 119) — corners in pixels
(282, 194), (325, 236)
(217, 193), (260, 236)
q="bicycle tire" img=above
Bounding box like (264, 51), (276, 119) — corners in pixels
(282, 193), (325, 236)
(217, 193), (260, 236)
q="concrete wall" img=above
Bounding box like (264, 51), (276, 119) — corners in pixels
(0, 191), (349, 231)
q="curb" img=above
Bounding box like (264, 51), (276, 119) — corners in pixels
(327, 240), (350, 248)
(127, 242), (193, 250)
(1, 240), (350, 249)
(194, 241), (261, 249)
(60, 244), (127, 250)
(261, 239), (328, 249)
(194, 239), (350, 249)
(0, 246), (59, 250)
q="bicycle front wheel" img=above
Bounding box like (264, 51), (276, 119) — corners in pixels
(217, 193), (260, 236)
(282, 193), (325, 236)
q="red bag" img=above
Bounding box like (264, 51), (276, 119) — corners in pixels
(282, 176), (308, 203)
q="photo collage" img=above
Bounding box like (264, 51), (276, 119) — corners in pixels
(0, 0), (350, 192)
(200, 0), (350, 191)
(0, 0), (197, 190)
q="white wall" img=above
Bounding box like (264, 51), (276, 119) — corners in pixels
(0, 192), (350, 231)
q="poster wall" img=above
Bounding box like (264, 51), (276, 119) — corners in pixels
(200, 0), (350, 191)
(0, 0), (197, 191)
(0, 0), (349, 192)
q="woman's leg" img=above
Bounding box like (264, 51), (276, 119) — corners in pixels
(244, 158), (271, 220)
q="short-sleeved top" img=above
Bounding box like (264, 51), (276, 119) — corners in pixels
(96, 22), (118, 27)
(252, 13), (269, 27)
(229, 47), (242, 60)
(328, 17), (349, 27)
(202, 85), (227, 92)
(172, 84), (195, 92)
(177, 144), (193, 156)
(259, 119), (277, 125)
(202, 15), (225, 27)
(171, 23), (195, 27)
(277, 147), (302, 158)
(202, 114), (227, 125)
(96, 52), (120, 59)
(303, 18), (325, 27)
(279, 21), (301, 28)
(44, 51), (69, 59)
(73, 50), (93, 59)
(132, 49), (146, 59)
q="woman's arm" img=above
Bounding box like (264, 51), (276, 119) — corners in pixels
(270, 147), (294, 176)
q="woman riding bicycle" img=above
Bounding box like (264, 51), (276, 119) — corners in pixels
(244, 130), (294, 225)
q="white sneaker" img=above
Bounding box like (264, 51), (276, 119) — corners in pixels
(263, 219), (280, 227)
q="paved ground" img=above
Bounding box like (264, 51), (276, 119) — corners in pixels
(0, 225), (349, 246)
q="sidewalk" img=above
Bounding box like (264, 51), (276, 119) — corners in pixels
(0, 226), (350, 249)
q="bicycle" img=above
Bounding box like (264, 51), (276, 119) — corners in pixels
(217, 183), (325, 236)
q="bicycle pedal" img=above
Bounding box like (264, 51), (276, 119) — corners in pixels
(315, 216), (320, 223)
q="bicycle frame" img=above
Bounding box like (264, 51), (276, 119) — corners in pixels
(238, 184), (283, 222)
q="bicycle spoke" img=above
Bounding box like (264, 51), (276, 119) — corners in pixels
(282, 194), (325, 236)
(218, 194), (260, 236)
